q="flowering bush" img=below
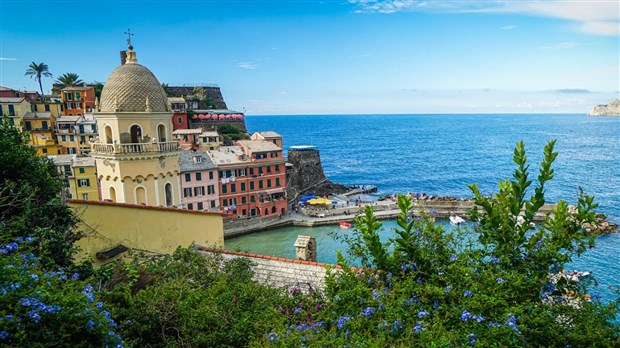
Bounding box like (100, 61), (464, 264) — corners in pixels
(0, 238), (122, 347)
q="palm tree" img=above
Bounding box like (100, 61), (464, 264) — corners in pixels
(25, 62), (52, 95)
(55, 73), (84, 89)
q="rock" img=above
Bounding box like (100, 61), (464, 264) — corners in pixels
(587, 99), (620, 116)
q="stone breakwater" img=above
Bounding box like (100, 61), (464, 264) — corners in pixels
(224, 195), (617, 238)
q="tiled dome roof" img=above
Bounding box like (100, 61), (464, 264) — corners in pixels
(99, 49), (168, 113)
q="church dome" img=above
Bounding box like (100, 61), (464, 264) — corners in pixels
(99, 48), (168, 113)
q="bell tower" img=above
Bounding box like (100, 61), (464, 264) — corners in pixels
(91, 42), (180, 207)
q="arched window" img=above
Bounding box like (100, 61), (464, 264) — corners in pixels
(109, 187), (116, 202)
(130, 125), (142, 143)
(157, 124), (166, 142)
(105, 125), (113, 144)
(271, 206), (276, 214)
(165, 183), (173, 207)
(135, 186), (147, 205)
(264, 208), (269, 216)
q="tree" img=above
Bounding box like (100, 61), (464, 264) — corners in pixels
(24, 62), (52, 95)
(55, 73), (84, 89)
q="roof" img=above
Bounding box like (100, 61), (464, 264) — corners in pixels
(0, 97), (25, 103)
(237, 140), (281, 152)
(179, 150), (218, 171)
(255, 131), (281, 138)
(209, 146), (248, 165)
(167, 97), (185, 103)
(73, 156), (96, 167)
(99, 48), (168, 113)
(61, 86), (93, 91)
(57, 116), (82, 123)
(49, 154), (77, 165)
(200, 131), (220, 137)
(173, 128), (202, 135)
(23, 112), (52, 119)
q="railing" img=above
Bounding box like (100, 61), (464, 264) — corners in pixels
(57, 129), (75, 134)
(91, 141), (180, 155)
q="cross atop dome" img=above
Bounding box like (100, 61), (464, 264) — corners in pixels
(124, 28), (134, 50)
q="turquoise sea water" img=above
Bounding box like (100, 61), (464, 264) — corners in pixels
(230, 114), (620, 301)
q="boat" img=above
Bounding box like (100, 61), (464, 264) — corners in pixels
(339, 221), (351, 229)
(449, 215), (466, 225)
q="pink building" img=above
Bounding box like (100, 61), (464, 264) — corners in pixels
(179, 151), (220, 212)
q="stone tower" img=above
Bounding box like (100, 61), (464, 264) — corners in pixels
(91, 44), (181, 207)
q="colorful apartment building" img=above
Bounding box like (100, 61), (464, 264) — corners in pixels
(34, 96), (64, 117)
(173, 129), (222, 151)
(31, 133), (62, 156)
(0, 97), (31, 125)
(56, 115), (82, 154)
(61, 86), (96, 115)
(51, 155), (99, 201)
(209, 137), (287, 219)
(22, 111), (61, 155)
(251, 131), (283, 148)
(168, 97), (189, 131)
(179, 151), (220, 212)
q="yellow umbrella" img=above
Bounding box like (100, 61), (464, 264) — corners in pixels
(307, 198), (333, 205)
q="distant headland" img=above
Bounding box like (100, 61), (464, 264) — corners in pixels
(587, 99), (620, 116)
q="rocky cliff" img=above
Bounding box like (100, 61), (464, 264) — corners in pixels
(587, 99), (620, 116)
(286, 147), (349, 199)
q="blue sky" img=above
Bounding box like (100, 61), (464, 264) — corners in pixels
(1, 0), (618, 114)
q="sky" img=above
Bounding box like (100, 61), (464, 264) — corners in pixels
(1, 0), (618, 115)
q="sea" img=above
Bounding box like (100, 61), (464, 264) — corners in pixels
(228, 114), (620, 302)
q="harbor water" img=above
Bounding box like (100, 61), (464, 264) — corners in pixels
(228, 114), (620, 301)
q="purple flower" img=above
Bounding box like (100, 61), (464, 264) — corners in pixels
(0, 331), (9, 341)
(490, 256), (501, 264)
(361, 307), (375, 317)
(337, 315), (352, 330)
(413, 321), (425, 332)
(461, 309), (472, 322)
(464, 290), (474, 298)
(450, 255), (458, 261)
(496, 277), (505, 284)
(418, 309), (429, 318)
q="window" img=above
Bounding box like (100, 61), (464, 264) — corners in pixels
(231, 184), (236, 193)
(209, 171), (214, 180)
(185, 173), (191, 182)
(78, 179), (90, 187)
(258, 167), (263, 174)
(68, 148), (76, 154)
(187, 203), (193, 210)
(76, 92), (81, 100)
(249, 168), (254, 175)
(197, 202), (203, 210)
(61, 135), (66, 141)
(69, 135), (75, 141)
(193, 186), (205, 196)
(267, 179), (272, 188)
(259, 180), (263, 189)
(42, 121), (48, 130)
(79, 168), (85, 174)
(8, 105), (15, 116)
(223, 199), (228, 207)
(250, 182), (254, 190)
(82, 193), (88, 200)
(80, 136), (86, 143)
(25, 122), (32, 131)
(276, 178), (280, 186)
(210, 200), (216, 208)
(45, 104), (50, 112)
(222, 184), (227, 194)
(177, 117), (182, 124)
(250, 196), (255, 203)
(239, 169), (246, 176)
(42, 148), (48, 154)
(196, 172), (202, 181)
(241, 182), (246, 191)
(266, 166), (271, 173)
(241, 196), (247, 204)
(207, 185), (215, 194)
(183, 187), (193, 197)
(65, 92), (73, 101)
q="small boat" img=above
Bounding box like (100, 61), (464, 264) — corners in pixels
(339, 221), (351, 229)
(449, 215), (466, 225)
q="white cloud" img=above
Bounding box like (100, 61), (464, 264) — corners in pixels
(0, 57), (17, 61)
(348, 0), (620, 36)
(238, 61), (258, 70)
(500, 25), (517, 30)
(539, 42), (576, 51)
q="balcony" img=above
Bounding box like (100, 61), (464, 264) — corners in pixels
(91, 141), (180, 155)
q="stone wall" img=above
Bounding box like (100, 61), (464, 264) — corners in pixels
(287, 148), (327, 196)
(197, 247), (334, 292)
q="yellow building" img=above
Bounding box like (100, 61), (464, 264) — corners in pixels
(90, 44), (181, 207)
(34, 96), (64, 118)
(71, 156), (100, 201)
(70, 200), (224, 267)
(31, 133), (62, 156)
(0, 97), (31, 125)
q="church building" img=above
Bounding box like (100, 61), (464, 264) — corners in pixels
(91, 43), (181, 207)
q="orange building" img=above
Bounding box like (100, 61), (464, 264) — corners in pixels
(61, 86), (95, 115)
(209, 135), (287, 219)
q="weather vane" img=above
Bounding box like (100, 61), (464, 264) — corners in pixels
(124, 28), (134, 48)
